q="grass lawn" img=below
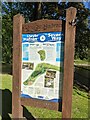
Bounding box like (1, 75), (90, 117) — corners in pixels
(74, 59), (89, 65)
(0, 74), (89, 119)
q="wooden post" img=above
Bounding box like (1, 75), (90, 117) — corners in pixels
(12, 14), (24, 118)
(62, 7), (77, 118)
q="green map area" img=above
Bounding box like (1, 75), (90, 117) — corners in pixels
(23, 63), (63, 85)
(38, 50), (46, 61)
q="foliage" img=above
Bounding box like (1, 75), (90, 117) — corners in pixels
(2, 2), (19, 63)
(2, 13), (12, 63)
(2, 2), (90, 63)
(65, 2), (90, 60)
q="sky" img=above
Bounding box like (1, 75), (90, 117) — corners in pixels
(84, 2), (90, 9)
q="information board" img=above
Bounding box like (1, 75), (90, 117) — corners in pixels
(13, 8), (76, 118)
(21, 32), (64, 102)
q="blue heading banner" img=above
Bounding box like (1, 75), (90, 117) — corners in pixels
(22, 32), (64, 43)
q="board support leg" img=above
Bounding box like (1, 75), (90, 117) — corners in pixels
(62, 7), (77, 119)
(12, 14), (24, 118)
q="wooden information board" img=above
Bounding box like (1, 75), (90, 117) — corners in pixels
(12, 7), (76, 119)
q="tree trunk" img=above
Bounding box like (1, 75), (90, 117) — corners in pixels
(33, 2), (42, 21)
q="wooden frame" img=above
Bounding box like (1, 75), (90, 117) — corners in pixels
(12, 7), (76, 119)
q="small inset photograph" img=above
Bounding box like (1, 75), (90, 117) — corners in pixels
(46, 70), (56, 78)
(22, 62), (34, 70)
(44, 76), (54, 88)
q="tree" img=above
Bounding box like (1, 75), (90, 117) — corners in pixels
(2, 2), (90, 63)
(2, 2), (19, 63)
(66, 2), (90, 60)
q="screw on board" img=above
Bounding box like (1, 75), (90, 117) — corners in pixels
(69, 18), (77, 26)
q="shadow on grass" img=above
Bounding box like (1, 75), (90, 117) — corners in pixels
(0, 89), (12, 120)
(0, 89), (36, 119)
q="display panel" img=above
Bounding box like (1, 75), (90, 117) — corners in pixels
(21, 32), (64, 102)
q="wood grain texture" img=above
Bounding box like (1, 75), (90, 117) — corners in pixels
(21, 98), (62, 111)
(62, 7), (77, 119)
(22, 19), (62, 33)
(12, 14), (24, 118)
